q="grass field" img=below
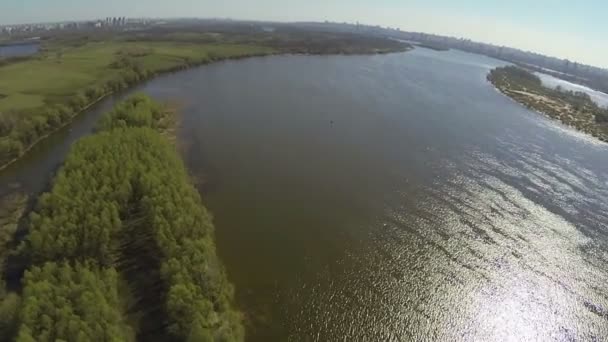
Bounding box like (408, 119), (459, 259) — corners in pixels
(0, 41), (273, 112)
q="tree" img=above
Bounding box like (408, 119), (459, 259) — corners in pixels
(0, 293), (20, 340)
(17, 262), (132, 342)
(22, 95), (244, 340)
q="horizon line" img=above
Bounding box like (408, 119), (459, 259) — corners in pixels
(1, 16), (605, 70)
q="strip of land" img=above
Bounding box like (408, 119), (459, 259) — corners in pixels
(488, 66), (608, 142)
(4, 95), (243, 341)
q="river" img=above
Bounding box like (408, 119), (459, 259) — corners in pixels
(2, 48), (608, 341)
(0, 43), (39, 58)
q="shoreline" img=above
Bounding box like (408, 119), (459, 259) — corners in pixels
(492, 82), (608, 143)
(0, 92), (111, 172)
(0, 51), (272, 172)
(0, 46), (411, 171)
(487, 68), (608, 144)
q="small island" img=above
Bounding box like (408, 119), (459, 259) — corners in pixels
(488, 66), (608, 142)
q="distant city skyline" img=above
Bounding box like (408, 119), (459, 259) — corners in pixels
(1, 0), (606, 68)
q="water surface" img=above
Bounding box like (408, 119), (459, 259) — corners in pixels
(2, 48), (608, 341)
(140, 49), (608, 341)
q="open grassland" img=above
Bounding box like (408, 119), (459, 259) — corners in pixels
(0, 41), (273, 112)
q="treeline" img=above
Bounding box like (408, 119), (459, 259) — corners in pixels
(488, 65), (542, 88)
(260, 29), (411, 55)
(0, 50), (159, 167)
(16, 94), (243, 341)
(117, 24), (411, 55)
(18, 262), (132, 341)
(0, 193), (28, 341)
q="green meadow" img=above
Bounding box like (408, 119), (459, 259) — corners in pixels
(0, 42), (273, 112)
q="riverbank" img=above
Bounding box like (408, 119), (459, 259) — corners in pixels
(0, 41), (276, 169)
(488, 66), (608, 142)
(0, 49), (278, 172)
(0, 92), (110, 172)
(0, 192), (27, 269)
(0, 30), (411, 169)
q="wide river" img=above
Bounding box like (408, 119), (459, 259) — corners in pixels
(2, 48), (608, 341)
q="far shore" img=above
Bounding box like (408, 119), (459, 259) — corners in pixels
(488, 66), (608, 143)
(0, 32), (411, 170)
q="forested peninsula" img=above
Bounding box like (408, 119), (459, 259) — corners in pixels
(488, 66), (608, 142)
(0, 95), (242, 341)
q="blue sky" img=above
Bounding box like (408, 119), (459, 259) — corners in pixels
(1, 0), (606, 67)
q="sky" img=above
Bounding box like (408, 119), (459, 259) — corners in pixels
(1, 0), (606, 68)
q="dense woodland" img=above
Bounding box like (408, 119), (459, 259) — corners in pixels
(18, 262), (132, 341)
(1, 95), (243, 341)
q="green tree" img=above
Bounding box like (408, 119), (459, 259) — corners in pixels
(22, 95), (244, 341)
